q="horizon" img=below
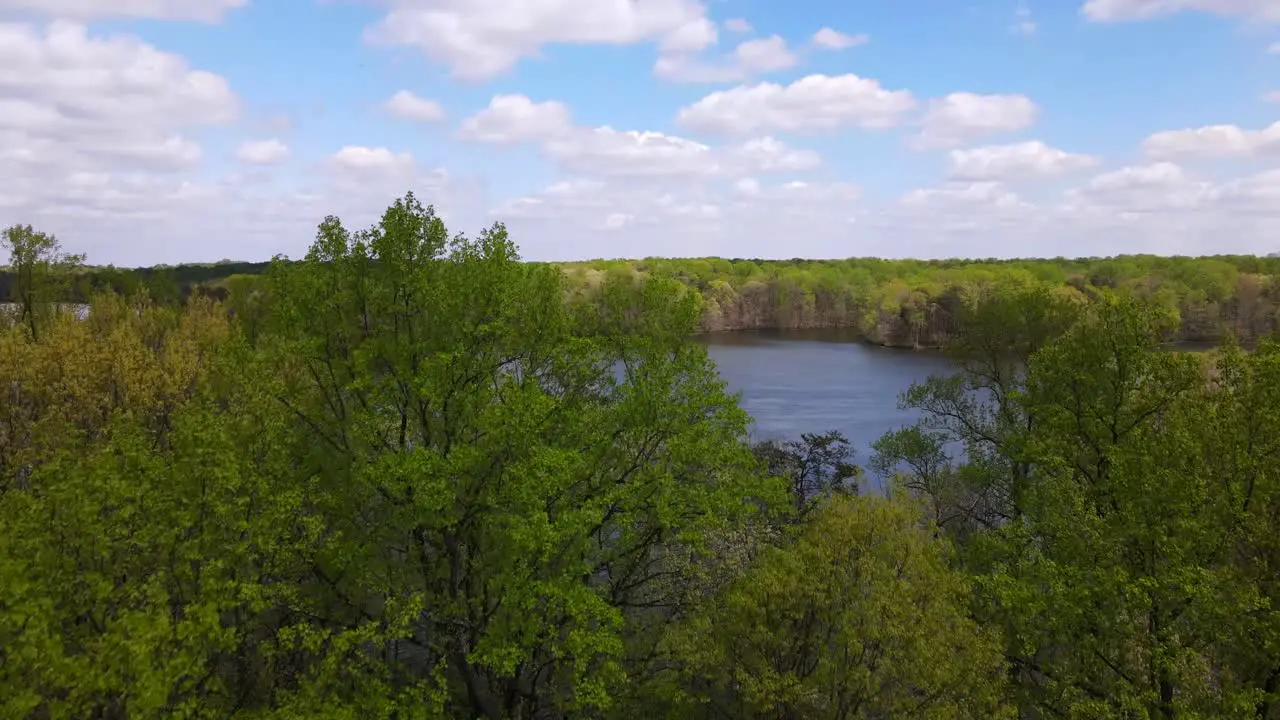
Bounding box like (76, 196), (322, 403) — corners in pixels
(1, 0), (1277, 266)
(12, 250), (1280, 274)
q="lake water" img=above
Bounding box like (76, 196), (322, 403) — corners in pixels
(697, 329), (957, 467)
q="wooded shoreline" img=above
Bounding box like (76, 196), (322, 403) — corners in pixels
(6, 251), (1275, 349)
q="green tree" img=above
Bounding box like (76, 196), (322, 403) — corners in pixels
(259, 192), (782, 717)
(0, 295), (332, 718)
(882, 293), (1280, 717)
(663, 496), (1012, 719)
(1, 224), (85, 340)
(753, 431), (860, 518)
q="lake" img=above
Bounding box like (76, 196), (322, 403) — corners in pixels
(697, 329), (956, 468)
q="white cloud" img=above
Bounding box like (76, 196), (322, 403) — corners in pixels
(726, 137), (821, 173)
(1066, 162), (1213, 211)
(1011, 4), (1037, 35)
(495, 176), (864, 258)
(0, 21), (239, 240)
(9, 5), (1280, 266)
(385, 90), (445, 122)
(1263, 91), (1280, 103)
(328, 146), (415, 173)
(1211, 169), (1280, 215)
(723, 17), (752, 32)
(545, 128), (719, 177)
(730, 35), (799, 72)
(900, 181), (1029, 210)
(947, 141), (1098, 180)
(0, 0), (246, 21)
(676, 74), (917, 135)
(655, 34), (799, 83)
(913, 92), (1039, 150)
(1143, 121), (1280, 158)
(1080, 0), (1280, 22)
(236, 139), (290, 165)
(457, 94), (573, 143)
(362, 0), (716, 80)
(1086, 162), (1192, 191)
(457, 91), (823, 179)
(0, 22), (238, 134)
(659, 16), (718, 54)
(1268, 42), (1280, 54)
(811, 27), (868, 49)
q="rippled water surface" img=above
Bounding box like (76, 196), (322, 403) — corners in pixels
(697, 329), (956, 465)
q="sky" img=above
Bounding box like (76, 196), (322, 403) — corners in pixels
(1, 0), (1279, 266)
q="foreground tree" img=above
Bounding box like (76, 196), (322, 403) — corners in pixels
(880, 292), (1280, 718)
(258, 193), (782, 717)
(0, 197), (786, 718)
(662, 496), (1012, 719)
(0, 295), (320, 718)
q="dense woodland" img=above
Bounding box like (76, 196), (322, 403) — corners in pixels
(2, 195), (1280, 719)
(10, 240), (1280, 349)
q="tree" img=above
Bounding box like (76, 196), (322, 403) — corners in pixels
(753, 430), (859, 518)
(663, 496), (1012, 719)
(1, 224), (85, 340)
(258, 192), (782, 717)
(881, 292), (1280, 717)
(0, 295), (325, 718)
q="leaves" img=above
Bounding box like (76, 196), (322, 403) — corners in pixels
(665, 496), (1012, 719)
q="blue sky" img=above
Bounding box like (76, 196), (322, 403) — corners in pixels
(1, 0), (1278, 265)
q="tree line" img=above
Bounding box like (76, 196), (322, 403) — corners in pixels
(1, 198), (1279, 718)
(7, 242), (1280, 350)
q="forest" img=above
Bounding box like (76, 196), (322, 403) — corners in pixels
(1, 193), (1279, 719)
(6, 237), (1280, 351)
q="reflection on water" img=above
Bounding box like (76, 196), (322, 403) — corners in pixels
(696, 329), (956, 468)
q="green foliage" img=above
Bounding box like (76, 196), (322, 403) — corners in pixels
(1, 223), (85, 340)
(236, 192), (781, 716)
(882, 288), (1280, 719)
(10, 197), (1280, 720)
(753, 431), (860, 519)
(12, 251), (1280, 350)
(662, 496), (1012, 719)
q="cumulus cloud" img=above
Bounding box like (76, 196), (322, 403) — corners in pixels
(658, 16), (718, 54)
(236, 139), (290, 165)
(811, 27), (868, 49)
(457, 94), (573, 143)
(0, 21), (239, 246)
(1143, 121), (1280, 158)
(459, 93), (821, 179)
(385, 90), (445, 122)
(1213, 169), (1280, 214)
(726, 137), (821, 173)
(1081, 0), (1280, 22)
(676, 74), (917, 135)
(7, 2), (1280, 266)
(723, 17), (752, 32)
(947, 141), (1098, 180)
(362, 0), (716, 80)
(328, 146), (415, 173)
(544, 128), (719, 177)
(900, 181), (1029, 210)
(0, 0), (246, 21)
(495, 176), (864, 259)
(655, 34), (799, 83)
(1066, 162), (1213, 212)
(913, 92), (1039, 150)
